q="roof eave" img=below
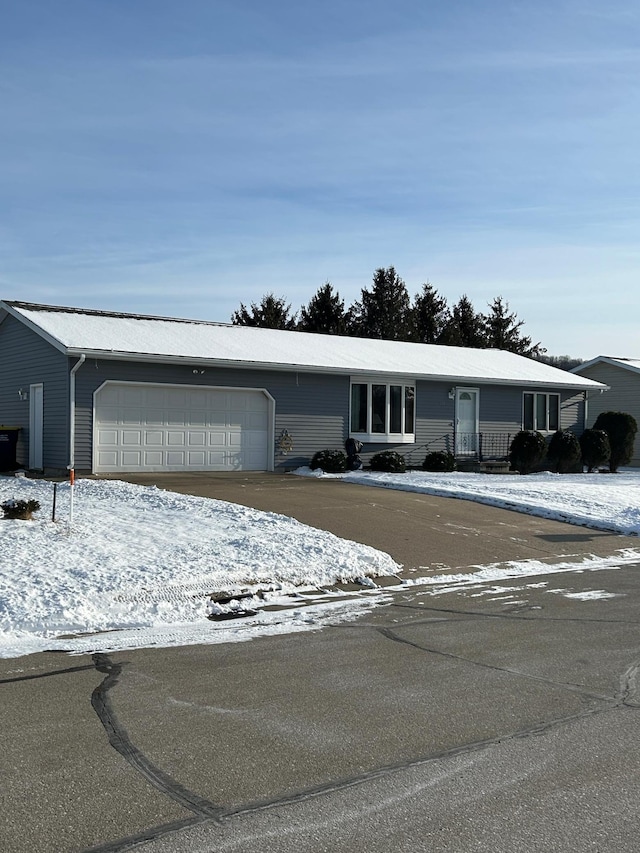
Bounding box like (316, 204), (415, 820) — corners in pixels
(64, 348), (607, 390)
(573, 356), (640, 378)
(0, 301), (69, 354)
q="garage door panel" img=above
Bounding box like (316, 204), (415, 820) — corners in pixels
(167, 390), (188, 407)
(167, 432), (185, 446)
(98, 451), (118, 467)
(95, 384), (270, 472)
(123, 388), (145, 406)
(187, 431), (206, 446)
(98, 429), (118, 445)
(145, 409), (165, 426)
(122, 430), (143, 445)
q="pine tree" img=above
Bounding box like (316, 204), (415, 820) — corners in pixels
(231, 293), (298, 330)
(440, 295), (486, 347)
(483, 296), (544, 357)
(410, 282), (450, 344)
(349, 266), (413, 340)
(298, 282), (348, 335)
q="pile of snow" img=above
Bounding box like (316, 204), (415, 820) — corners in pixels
(0, 477), (398, 659)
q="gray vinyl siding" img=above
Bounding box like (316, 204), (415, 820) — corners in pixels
(73, 359), (349, 471)
(0, 314), (69, 468)
(577, 362), (640, 466)
(559, 391), (586, 433)
(70, 360), (592, 472)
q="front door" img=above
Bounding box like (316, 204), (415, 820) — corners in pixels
(455, 388), (479, 455)
(29, 383), (43, 469)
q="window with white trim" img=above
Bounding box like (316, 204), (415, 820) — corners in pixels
(350, 380), (415, 443)
(523, 392), (559, 431)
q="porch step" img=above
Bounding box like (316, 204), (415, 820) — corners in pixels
(456, 459), (512, 474)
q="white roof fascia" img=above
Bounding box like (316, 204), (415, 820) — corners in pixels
(573, 356), (640, 377)
(64, 347), (606, 390)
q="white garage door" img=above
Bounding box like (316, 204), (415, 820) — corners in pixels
(94, 383), (272, 473)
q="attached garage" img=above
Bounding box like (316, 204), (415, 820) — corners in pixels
(93, 382), (273, 473)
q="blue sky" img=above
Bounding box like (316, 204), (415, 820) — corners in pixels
(1, 0), (638, 359)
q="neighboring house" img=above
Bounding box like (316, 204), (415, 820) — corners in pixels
(0, 300), (607, 475)
(572, 356), (640, 467)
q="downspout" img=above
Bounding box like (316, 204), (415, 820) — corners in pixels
(584, 391), (588, 431)
(69, 354), (86, 526)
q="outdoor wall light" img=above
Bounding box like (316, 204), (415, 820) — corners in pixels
(18, 388), (28, 401)
(448, 388), (456, 399)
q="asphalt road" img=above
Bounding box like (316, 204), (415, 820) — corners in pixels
(2, 475), (640, 852)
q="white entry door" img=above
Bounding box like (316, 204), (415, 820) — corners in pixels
(29, 383), (44, 469)
(455, 388), (479, 455)
(94, 383), (272, 473)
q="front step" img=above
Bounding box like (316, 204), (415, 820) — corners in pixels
(455, 459), (512, 474)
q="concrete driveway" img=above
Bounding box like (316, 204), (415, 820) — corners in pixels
(2, 473), (640, 853)
(100, 471), (638, 572)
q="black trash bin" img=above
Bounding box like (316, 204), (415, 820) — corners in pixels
(0, 426), (21, 472)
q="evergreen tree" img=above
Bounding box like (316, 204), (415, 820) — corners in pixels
(483, 296), (544, 357)
(298, 282), (348, 335)
(349, 266), (413, 340)
(440, 295), (486, 347)
(410, 282), (450, 344)
(231, 293), (298, 330)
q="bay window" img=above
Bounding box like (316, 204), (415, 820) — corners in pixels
(350, 379), (415, 442)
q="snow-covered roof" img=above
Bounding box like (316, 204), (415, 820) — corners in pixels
(573, 356), (640, 377)
(1, 300), (606, 390)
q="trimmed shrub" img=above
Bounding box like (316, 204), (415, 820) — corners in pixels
(509, 430), (547, 474)
(592, 411), (638, 473)
(369, 450), (406, 473)
(580, 429), (611, 473)
(422, 451), (456, 472)
(309, 449), (347, 474)
(1, 499), (40, 520)
(546, 430), (581, 474)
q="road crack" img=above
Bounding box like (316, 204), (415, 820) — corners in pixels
(91, 653), (223, 821)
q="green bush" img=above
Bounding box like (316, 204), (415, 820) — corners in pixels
(592, 411), (638, 473)
(422, 451), (456, 472)
(1, 499), (40, 519)
(309, 449), (347, 473)
(579, 429), (611, 473)
(509, 430), (547, 474)
(546, 430), (582, 474)
(369, 450), (406, 473)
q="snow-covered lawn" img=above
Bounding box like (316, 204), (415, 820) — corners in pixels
(335, 468), (640, 536)
(0, 476), (398, 660)
(2, 468), (640, 660)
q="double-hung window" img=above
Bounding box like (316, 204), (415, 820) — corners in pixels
(350, 379), (415, 443)
(523, 392), (560, 432)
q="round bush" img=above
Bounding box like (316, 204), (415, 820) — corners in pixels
(422, 451), (456, 472)
(369, 450), (406, 473)
(579, 429), (611, 473)
(309, 449), (347, 473)
(547, 430), (581, 474)
(509, 430), (547, 475)
(592, 411), (638, 472)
